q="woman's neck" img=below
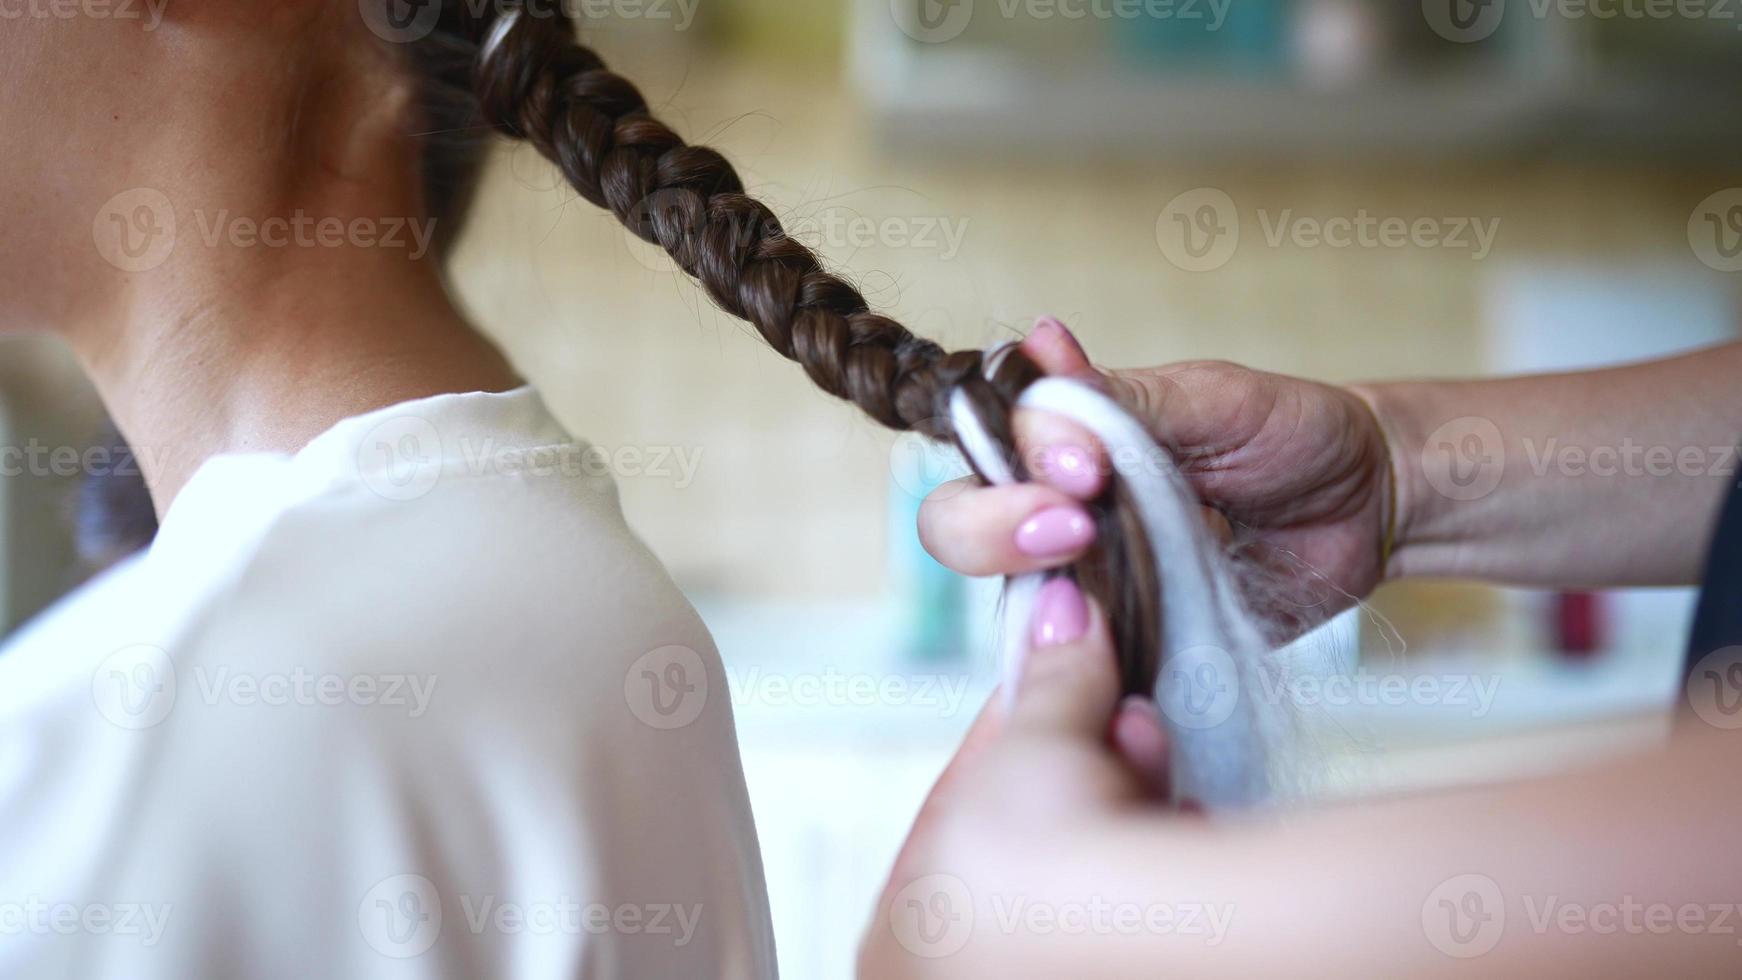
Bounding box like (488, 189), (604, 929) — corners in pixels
(55, 28), (520, 519)
(70, 229), (520, 519)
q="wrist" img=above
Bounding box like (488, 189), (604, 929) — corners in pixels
(1350, 379), (1508, 582)
(1345, 382), (1413, 582)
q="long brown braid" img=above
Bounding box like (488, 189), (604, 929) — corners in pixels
(404, 0), (1164, 694)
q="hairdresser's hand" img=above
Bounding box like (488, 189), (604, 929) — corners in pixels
(919, 318), (1393, 634)
(858, 580), (1181, 979)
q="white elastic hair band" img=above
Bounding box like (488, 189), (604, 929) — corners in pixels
(950, 376), (1272, 808)
(480, 8), (522, 68)
(947, 386), (1042, 718)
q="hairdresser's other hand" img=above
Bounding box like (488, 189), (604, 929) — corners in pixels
(918, 318), (1393, 633)
(858, 580), (1179, 980)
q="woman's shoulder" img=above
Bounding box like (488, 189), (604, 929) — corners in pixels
(207, 438), (717, 704)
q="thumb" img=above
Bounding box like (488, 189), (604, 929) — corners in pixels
(1014, 317), (1111, 501)
(1021, 316), (1094, 377)
(1006, 578), (1122, 741)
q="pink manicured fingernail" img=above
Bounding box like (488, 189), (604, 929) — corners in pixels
(1039, 444), (1101, 497)
(1031, 578), (1089, 648)
(1015, 505), (1096, 558)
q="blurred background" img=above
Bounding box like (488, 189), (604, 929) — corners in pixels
(4, 2), (1741, 976)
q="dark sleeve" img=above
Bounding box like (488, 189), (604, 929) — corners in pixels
(1686, 475), (1742, 675)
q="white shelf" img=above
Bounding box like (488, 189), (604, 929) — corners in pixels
(850, 2), (1742, 159)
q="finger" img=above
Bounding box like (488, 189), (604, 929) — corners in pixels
(1012, 407), (1108, 500)
(1007, 579), (1121, 741)
(1110, 696), (1171, 800)
(881, 692), (1005, 886)
(1014, 318), (1110, 500)
(1104, 361), (1266, 459)
(918, 479), (1096, 577)
(1019, 322), (1240, 541)
(1023, 315), (1093, 375)
(921, 692), (1005, 805)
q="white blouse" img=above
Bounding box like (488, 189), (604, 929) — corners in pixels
(0, 386), (776, 979)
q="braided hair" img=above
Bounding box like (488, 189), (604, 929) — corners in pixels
(389, 0), (1166, 694)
